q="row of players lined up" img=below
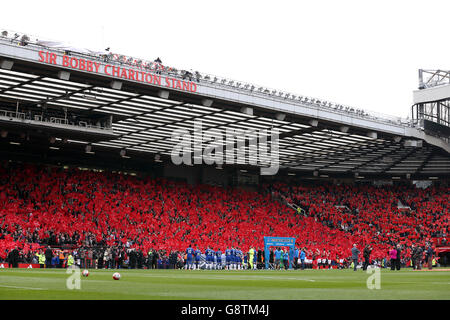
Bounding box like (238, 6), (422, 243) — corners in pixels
(185, 245), (293, 270)
(4, 242), (439, 270)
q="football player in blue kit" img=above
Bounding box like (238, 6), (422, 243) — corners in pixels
(216, 248), (222, 270)
(194, 247), (202, 270)
(236, 248), (243, 270)
(225, 247), (231, 270)
(230, 247), (236, 270)
(205, 246), (214, 270)
(185, 244), (194, 270)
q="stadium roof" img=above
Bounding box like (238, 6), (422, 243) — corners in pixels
(0, 31), (449, 179)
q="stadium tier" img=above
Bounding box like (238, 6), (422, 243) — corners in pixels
(0, 162), (448, 269)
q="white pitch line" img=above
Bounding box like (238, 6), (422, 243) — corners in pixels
(133, 273), (317, 282)
(0, 284), (46, 290)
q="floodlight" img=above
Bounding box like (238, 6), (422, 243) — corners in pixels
(309, 119), (319, 127)
(202, 99), (213, 107)
(0, 59), (14, 70)
(340, 126), (349, 133)
(154, 154), (162, 162)
(158, 90), (170, 99)
(111, 81), (122, 90)
(58, 71), (70, 81)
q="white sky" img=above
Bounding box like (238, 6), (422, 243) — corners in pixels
(2, 0), (449, 118)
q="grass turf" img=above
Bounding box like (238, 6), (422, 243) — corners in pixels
(0, 268), (449, 300)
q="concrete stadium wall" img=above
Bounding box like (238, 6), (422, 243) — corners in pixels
(163, 163), (201, 185)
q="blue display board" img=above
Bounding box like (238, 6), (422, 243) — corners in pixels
(264, 236), (296, 269)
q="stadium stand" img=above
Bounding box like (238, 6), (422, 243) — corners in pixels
(271, 182), (449, 263)
(0, 161), (448, 269)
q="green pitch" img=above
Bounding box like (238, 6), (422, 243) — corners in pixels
(0, 268), (449, 300)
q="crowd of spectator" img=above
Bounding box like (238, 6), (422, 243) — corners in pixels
(270, 181), (448, 266)
(0, 162), (448, 270)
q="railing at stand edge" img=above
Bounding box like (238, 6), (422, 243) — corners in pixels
(0, 108), (112, 131)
